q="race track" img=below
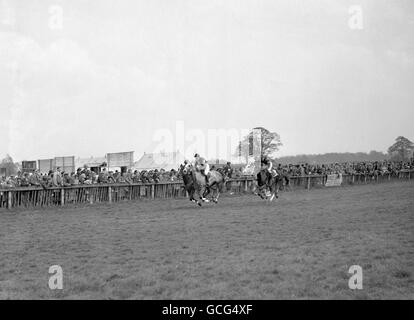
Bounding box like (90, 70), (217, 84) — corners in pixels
(1, 181), (413, 299)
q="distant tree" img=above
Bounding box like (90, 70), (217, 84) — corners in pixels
(235, 127), (282, 160)
(387, 136), (414, 161)
(0, 154), (18, 176)
(368, 150), (387, 159)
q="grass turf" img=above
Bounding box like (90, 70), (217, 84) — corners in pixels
(0, 181), (413, 299)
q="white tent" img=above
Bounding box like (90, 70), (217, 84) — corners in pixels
(133, 151), (185, 171)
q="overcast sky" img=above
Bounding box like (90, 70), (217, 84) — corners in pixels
(1, 0), (413, 162)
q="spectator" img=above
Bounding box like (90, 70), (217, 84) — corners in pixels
(52, 167), (63, 187)
(223, 161), (233, 178)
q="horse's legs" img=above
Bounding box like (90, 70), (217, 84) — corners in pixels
(190, 193), (197, 204)
(199, 184), (209, 202)
(203, 184), (211, 199)
(188, 189), (195, 202)
(216, 181), (225, 201)
(268, 181), (274, 201)
(213, 186), (220, 203)
(257, 185), (266, 199)
(209, 182), (219, 203)
(191, 188), (202, 206)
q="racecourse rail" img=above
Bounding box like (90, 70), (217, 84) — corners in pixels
(0, 171), (412, 210)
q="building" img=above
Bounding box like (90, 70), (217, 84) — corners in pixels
(21, 161), (37, 173)
(106, 151), (134, 173)
(75, 156), (107, 173)
(37, 156), (75, 174)
(38, 159), (54, 174)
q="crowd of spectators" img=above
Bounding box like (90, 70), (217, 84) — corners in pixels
(275, 159), (414, 177)
(0, 166), (182, 189)
(1, 159), (413, 189)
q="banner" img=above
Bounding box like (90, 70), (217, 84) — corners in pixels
(325, 173), (343, 187)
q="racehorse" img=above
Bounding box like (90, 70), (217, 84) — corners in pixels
(181, 163), (225, 204)
(256, 169), (285, 201)
(179, 165), (201, 206)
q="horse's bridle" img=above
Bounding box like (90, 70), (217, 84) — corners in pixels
(182, 163), (193, 175)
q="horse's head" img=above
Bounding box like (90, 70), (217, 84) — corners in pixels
(179, 162), (193, 177)
(182, 162), (193, 175)
(180, 163), (195, 187)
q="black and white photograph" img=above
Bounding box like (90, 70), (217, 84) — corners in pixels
(0, 0), (413, 307)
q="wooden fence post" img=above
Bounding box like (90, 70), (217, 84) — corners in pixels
(307, 176), (311, 190)
(8, 191), (12, 209)
(151, 185), (155, 199)
(108, 186), (112, 203)
(61, 188), (65, 206)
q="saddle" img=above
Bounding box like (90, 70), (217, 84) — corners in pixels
(193, 167), (209, 184)
(270, 169), (279, 178)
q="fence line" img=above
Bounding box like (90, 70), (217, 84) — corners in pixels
(0, 171), (412, 210)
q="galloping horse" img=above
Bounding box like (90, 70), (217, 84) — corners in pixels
(181, 163), (225, 205)
(179, 165), (202, 206)
(256, 169), (285, 201)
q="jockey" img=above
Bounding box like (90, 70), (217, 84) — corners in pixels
(261, 155), (276, 186)
(194, 153), (210, 183)
(223, 161), (233, 179)
(261, 155), (273, 173)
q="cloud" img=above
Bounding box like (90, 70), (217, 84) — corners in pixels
(0, 31), (169, 160)
(1, 0), (413, 161)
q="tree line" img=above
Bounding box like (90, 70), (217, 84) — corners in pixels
(235, 128), (413, 164)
